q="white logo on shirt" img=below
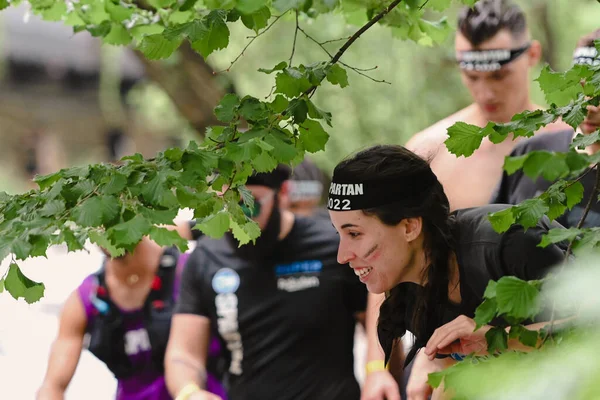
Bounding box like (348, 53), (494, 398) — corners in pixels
(124, 328), (151, 355)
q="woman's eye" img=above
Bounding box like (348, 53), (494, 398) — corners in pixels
(348, 232), (361, 238)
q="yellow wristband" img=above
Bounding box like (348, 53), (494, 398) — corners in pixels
(175, 383), (201, 400)
(366, 360), (387, 375)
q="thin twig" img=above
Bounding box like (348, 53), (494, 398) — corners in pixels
(320, 36), (352, 45)
(298, 26), (390, 85)
(289, 11), (299, 66)
(303, 0), (403, 96)
(543, 165), (600, 343)
(419, 0), (430, 10)
(564, 163), (599, 189)
(217, 12), (287, 74)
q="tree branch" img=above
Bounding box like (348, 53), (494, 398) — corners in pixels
(543, 165), (600, 344)
(289, 11), (299, 66)
(330, 0), (402, 65)
(217, 12), (288, 73)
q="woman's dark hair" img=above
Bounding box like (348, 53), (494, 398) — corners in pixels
(458, 0), (527, 47)
(333, 145), (455, 364)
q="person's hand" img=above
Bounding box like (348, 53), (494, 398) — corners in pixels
(361, 369), (401, 400)
(582, 104), (600, 134)
(423, 315), (490, 361)
(405, 350), (444, 400)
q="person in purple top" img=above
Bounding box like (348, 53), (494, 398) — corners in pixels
(36, 236), (228, 400)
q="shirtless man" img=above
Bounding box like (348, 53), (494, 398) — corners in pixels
(406, 0), (569, 211)
(362, 2), (570, 399)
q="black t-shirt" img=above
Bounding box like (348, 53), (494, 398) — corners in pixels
(176, 216), (367, 400)
(395, 205), (566, 356)
(490, 130), (600, 228)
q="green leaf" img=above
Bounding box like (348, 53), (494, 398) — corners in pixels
(73, 196), (120, 227)
(307, 100), (332, 127)
(427, 371), (445, 389)
(109, 215), (152, 245)
(29, 234), (51, 258)
(483, 280), (497, 299)
(61, 228), (86, 252)
(130, 24), (165, 40)
(236, 0), (268, 14)
(240, 6), (270, 32)
(139, 34), (182, 60)
(522, 151), (569, 181)
(488, 207), (516, 233)
(198, 211), (230, 238)
(215, 93), (240, 122)
(39, 1), (66, 20)
(191, 11), (230, 58)
(562, 102), (586, 129)
(485, 326), (508, 354)
(105, 1), (134, 22)
(89, 21), (112, 37)
(102, 172), (128, 195)
(536, 66), (586, 107)
(238, 96), (269, 122)
(264, 132), (299, 162)
(289, 98), (309, 124)
(252, 151), (279, 172)
(495, 276), (540, 320)
(504, 154), (528, 175)
(474, 298), (498, 330)
(269, 95), (289, 113)
(148, 226), (189, 251)
(142, 173), (178, 208)
(565, 181), (585, 210)
(572, 132), (600, 149)
(34, 171), (61, 190)
(104, 23), (132, 45)
(40, 199), (66, 217)
(515, 198), (549, 230)
(272, 0), (305, 12)
(445, 122), (486, 157)
(12, 240), (32, 261)
(0, 0), (8, 10)
(231, 219), (261, 245)
(148, 0), (175, 8)
(539, 227), (583, 248)
(89, 230), (125, 257)
(275, 69), (312, 98)
(4, 263), (45, 303)
(259, 61), (287, 74)
(139, 207), (179, 225)
(299, 120), (329, 153)
(326, 64), (349, 88)
(515, 325), (539, 348)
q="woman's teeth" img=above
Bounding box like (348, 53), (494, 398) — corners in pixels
(354, 267), (373, 278)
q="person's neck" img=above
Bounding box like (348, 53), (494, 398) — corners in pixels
(278, 210), (295, 240)
(107, 241), (163, 286)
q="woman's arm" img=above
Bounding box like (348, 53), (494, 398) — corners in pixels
(37, 291), (87, 400)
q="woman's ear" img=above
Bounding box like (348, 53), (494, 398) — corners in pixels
(403, 217), (423, 242)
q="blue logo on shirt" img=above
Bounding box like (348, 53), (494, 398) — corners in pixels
(212, 268), (240, 294)
(274, 260), (323, 276)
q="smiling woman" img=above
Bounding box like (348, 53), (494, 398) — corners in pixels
(328, 144), (569, 399)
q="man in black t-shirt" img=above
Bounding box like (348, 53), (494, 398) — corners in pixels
(491, 29), (600, 228)
(165, 166), (367, 400)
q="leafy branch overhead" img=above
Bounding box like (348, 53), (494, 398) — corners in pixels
(0, 0), (479, 303)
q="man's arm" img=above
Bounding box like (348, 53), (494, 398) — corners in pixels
(165, 314), (220, 399)
(37, 292), (87, 400)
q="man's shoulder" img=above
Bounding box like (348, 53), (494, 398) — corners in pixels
(405, 107), (473, 157)
(511, 129), (574, 156)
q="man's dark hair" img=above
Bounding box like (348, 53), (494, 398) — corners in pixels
(458, 0), (527, 47)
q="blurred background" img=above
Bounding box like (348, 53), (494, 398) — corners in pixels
(0, 0), (599, 398)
